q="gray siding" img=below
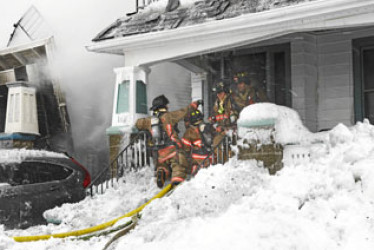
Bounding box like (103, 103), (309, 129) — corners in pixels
(148, 62), (192, 134)
(289, 27), (374, 131)
(291, 33), (319, 131)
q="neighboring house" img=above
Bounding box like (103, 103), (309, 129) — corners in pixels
(0, 6), (73, 153)
(86, 0), (374, 159)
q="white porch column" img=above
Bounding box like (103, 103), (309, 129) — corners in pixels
(5, 81), (39, 135)
(191, 72), (208, 117)
(107, 66), (150, 135)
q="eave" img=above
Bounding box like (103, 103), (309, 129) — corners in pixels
(86, 0), (374, 66)
(0, 37), (53, 71)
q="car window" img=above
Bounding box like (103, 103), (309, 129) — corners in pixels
(37, 163), (73, 183)
(0, 163), (35, 185)
(0, 162), (73, 186)
(0, 163), (9, 184)
(12, 163), (38, 185)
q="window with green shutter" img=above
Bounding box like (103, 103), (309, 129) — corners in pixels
(116, 80), (130, 114)
(136, 80), (148, 114)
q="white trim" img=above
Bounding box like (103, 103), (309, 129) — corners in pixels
(0, 37), (53, 56)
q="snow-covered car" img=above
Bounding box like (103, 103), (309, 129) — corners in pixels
(0, 150), (91, 229)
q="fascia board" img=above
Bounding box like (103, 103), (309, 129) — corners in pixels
(0, 37), (53, 56)
(86, 0), (374, 55)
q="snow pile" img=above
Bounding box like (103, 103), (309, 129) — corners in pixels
(238, 103), (316, 144)
(0, 149), (67, 164)
(1, 120), (374, 250)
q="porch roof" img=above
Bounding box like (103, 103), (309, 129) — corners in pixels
(91, 0), (314, 42)
(86, 0), (374, 66)
(0, 38), (51, 71)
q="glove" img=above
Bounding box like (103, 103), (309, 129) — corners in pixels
(209, 116), (216, 123)
(196, 99), (204, 106)
(216, 126), (223, 133)
(230, 114), (237, 124)
(191, 99), (204, 109)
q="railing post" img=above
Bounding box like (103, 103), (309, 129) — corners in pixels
(143, 133), (147, 167)
(138, 139), (142, 169)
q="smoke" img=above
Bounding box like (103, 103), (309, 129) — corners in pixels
(26, 0), (132, 175)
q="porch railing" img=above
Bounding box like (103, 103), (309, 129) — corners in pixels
(87, 130), (237, 196)
(87, 131), (151, 196)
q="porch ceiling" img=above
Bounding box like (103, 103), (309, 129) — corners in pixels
(86, 0), (374, 66)
(0, 38), (50, 71)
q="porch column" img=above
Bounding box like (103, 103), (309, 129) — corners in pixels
(106, 66), (150, 163)
(5, 81), (39, 135)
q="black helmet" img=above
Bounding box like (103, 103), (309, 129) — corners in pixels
(150, 95), (169, 111)
(234, 72), (250, 85)
(215, 81), (230, 93)
(190, 109), (204, 125)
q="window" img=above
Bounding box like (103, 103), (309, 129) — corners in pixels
(1, 163), (38, 185)
(0, 85), (8, 132)
(116, 80), (130, 114)
(0, 162), (72, 186)
(136, 80), (148, 114)
(37, 163), (72, 183)
(353, 37), (374, 124)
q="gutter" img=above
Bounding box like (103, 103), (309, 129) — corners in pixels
(86, 0), (374, 55)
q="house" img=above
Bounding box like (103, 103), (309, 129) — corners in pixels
(86, 0), (374, 160)
(0, 6), (73, 153)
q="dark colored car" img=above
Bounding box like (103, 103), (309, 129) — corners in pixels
(0, 151), (91, 229)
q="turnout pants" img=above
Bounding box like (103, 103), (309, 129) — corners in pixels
(156, 145), (188, 183)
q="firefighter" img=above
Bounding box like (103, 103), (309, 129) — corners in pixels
(210, 81), (236, 163)
(182, 109), (215, 176)
(135, 95), (201, 188)
(232, 72), (269, 114)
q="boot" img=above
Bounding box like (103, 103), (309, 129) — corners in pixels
(156, 169), (165, 188)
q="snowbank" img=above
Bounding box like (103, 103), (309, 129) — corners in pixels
(1, 119), (374, 250)
(237, 103), (316, 144)
(0, 149), (67, 164)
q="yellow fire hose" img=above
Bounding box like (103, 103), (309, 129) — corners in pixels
(12, 184), (173, 242)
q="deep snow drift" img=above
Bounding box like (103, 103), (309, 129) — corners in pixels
(1, 105), (374, 249)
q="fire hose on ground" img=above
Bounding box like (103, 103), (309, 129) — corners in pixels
(12, 184), (173, 243)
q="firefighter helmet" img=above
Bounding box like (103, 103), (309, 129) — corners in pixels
(150, 95), (169, 111)
(234, 72), (250, 85)
(215, 81), (230, 93)
(190, 109), (204, 125)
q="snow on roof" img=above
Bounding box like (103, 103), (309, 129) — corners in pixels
(237, 103), (317, 144)
(0, 149), (67, 164)
(92, 0), (316, 41)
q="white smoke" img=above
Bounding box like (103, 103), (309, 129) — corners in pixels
(27, 0), (131, 175)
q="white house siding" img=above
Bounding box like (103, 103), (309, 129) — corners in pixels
(290, 33), (319, 132)
(316, 32), (354, 130)
(148, 62), (191, 110)
(316, 27), (374, 130)
(148, 62), (191, 133)
(287, 27), (374, 131)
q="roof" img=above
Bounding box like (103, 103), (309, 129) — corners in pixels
(87, 0), (374, 65)
(92, 0), (315, 42)
(0, 38), (51, 72)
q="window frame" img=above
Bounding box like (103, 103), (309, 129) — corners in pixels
(353, 36), (374, 123)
